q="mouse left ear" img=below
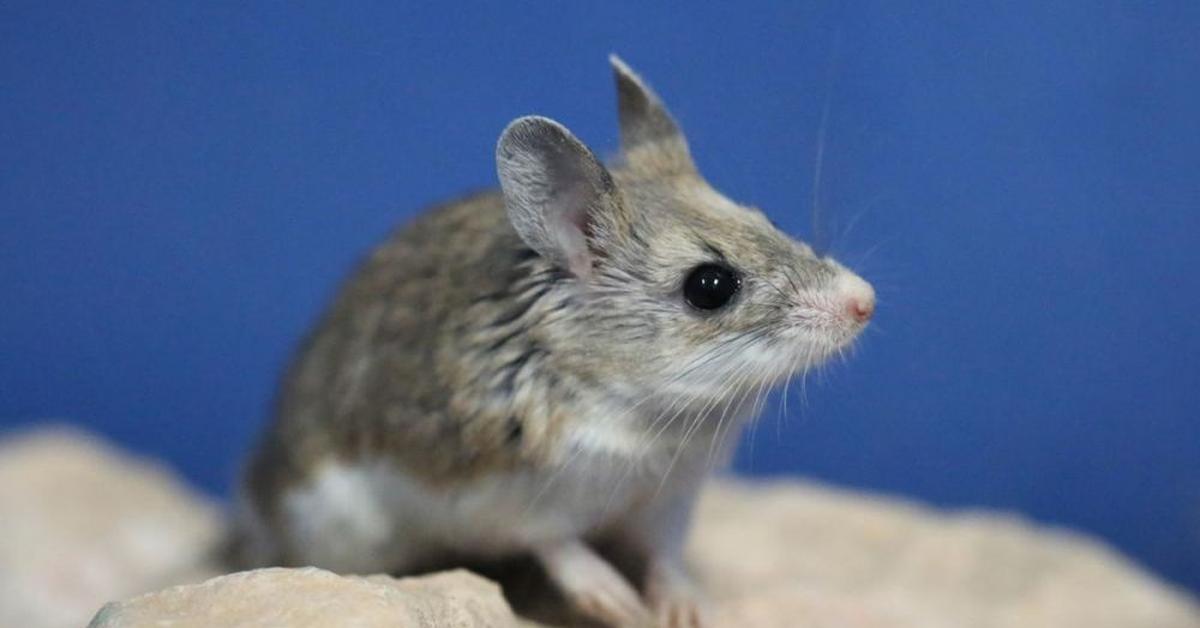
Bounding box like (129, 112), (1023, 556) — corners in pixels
(610, 54), (696, 175)
(496, 116), (625, 280)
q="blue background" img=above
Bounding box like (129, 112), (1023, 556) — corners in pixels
(3, 2), (1198, 594)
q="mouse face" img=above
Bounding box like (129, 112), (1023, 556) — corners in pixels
(497, 57), (873, 404)
(595, 173), (874, 395)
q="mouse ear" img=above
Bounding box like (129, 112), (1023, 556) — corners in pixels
(496, 116), (623, 279)
(610, 54), (696, 175)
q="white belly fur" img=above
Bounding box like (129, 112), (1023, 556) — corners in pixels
(276, 431), (694, 573)
(274, 402), (748, 574)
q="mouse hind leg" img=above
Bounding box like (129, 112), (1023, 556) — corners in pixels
(271, 459), (424, 574)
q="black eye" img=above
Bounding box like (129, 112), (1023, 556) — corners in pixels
(683, 263), (741, 311)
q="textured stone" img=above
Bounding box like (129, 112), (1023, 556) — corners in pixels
(0, 427), (221, 628)
(694, 480), (1200, 628)
(88, 567), (528, 628)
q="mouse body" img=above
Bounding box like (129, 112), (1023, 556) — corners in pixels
(235, 56), (875, 628)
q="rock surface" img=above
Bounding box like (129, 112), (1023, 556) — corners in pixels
(0, 427), (221, 628)
(691, 482), (1200, 628)
(0, 426), (1196, 628)
(89, 567), (531, 628)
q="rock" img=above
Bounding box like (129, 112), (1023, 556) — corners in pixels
(0, 427), (222, 628)
(0, 426), (1197, 628)
(88, 567), (531, 628)
(693, 480), (1200, 628)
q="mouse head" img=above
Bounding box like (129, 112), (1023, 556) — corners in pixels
(496, 56), (874, 398)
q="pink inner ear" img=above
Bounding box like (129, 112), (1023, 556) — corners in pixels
(550, 216), (591, 279)
(551, 181), (594, 279)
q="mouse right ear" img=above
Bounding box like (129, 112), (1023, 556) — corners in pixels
(611, 54), (696, 176)
(496, 116), (625, 280)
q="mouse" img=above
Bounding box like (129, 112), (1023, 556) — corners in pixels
(231, 55), (875, 628)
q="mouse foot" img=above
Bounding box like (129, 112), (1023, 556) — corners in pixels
(535, 539), (653, 628)
(645, 559), (709, 628)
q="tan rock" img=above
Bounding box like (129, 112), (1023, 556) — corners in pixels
(693, 480), (1200, 628)
(0, 427), (222, 628)
(88, 567), (529, 628)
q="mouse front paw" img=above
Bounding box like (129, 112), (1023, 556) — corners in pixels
(645, 559), (710, 628)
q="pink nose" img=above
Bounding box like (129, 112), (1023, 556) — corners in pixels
(834, 273), (875, 324)
(847, 296), (875, 323)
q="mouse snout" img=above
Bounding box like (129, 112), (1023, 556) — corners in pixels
(835, 273), (875, 324)
(848, 294), (875, 323)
